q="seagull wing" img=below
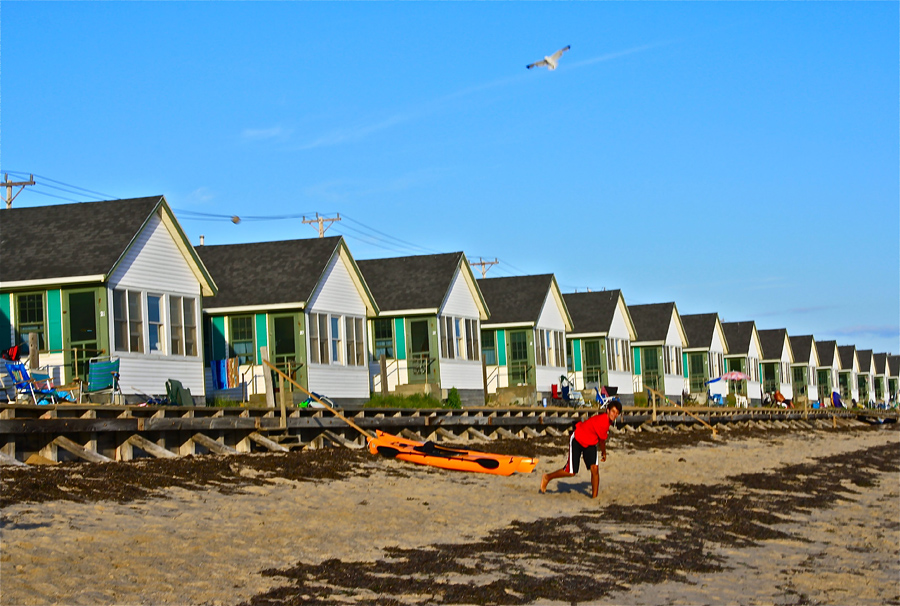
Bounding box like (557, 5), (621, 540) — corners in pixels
(549, 45), (571, 62)
(527, 59), (550, 70)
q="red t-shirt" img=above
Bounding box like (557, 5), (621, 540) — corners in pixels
(573, 413), (611, 447)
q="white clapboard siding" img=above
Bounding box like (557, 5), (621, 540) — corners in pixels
(307, 252), (367, 316)
(440, 267), (480, 318)
(106, 213), (206, 397)
(536, 366), (566, 392)
(535, 290), (566, 332)
(608, 305), (632, 341)
(608, 370), (634, 395)
(309, 364), (370, 398)
(306, 250), (370, 399)
(109, 215), (199, 293)
(439, 358), (483, 390)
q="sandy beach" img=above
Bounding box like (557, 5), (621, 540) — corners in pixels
(2, 420), (898, 605)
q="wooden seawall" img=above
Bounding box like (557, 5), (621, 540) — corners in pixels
(0, 404), (895, 465)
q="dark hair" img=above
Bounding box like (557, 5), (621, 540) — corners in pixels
(607, 400), (623, 414)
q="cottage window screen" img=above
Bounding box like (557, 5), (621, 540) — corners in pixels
(229, 316), (255, 364)
(481, 330), (496, 365)
(535, 329), (547, 366)
(441, 316), (454, 359)
(113, 289), (145, 353)
(555, 331), (565, 367)
(168, 296), (198, 356)
(147, 295), (164, 353)
(330, 316), (342, 363)
(15, 293), (46, 351)
(373, 319), (394, 360)
(344, 316), (365, 366)
(465, 319), (479, 361)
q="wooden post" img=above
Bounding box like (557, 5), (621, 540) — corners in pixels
(482, 358), (488, 405)
(28, 332), (39, 370)
(652, 390), (657, 422)
(380, 354), (388, 397)
(260, 347), (276, 409)
(279, 374), (287, 428)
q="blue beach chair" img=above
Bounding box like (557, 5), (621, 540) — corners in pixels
(4, 362), (76, 405)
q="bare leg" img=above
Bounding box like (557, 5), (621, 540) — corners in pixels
(540, 468), (574, 493)
(590, 465), (600, 498)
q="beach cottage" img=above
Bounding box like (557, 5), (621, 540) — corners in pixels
(873, 353), (890, 405)
(722, 321), (763, 406)
(357, 252), (489, 407)
(815, 340), (841, 404)
(789, 335), (819, 405)
(888, 355), (900, 405)
(197, 236), (378, 408)
(477, 275), (573, 406)
(680, 313), (729, 404)
(0, 196), (217, 399)
(629, 303), (689, 401)
(757, 329), (794, 401)
(562, 290), (637, 405)
(856, 349), (875, 405)
(837, 345), (860, 404)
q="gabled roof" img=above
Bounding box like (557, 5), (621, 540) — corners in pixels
(856, 349), (874, 373)
(629, 302), (685, 345)
(888, 355), (900, 377)
(758, 328), (791, 361)
(873, 353), (888, 375)
(478, 274), (572, 329)
(816, 340), (839, 367)
(198, 236), (374, 313)
(0, 196), (216, 295)
(681, 313), (724, 350)
(789, 335), (816, 365)
(357, 252), (488, 319)
(722, 321), (757, 355)
(838, 345), (857, 370)
(563, 290), (633, 337)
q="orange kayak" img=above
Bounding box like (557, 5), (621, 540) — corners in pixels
(367, 430), (538, 476)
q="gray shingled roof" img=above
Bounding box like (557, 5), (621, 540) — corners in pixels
(889, 355), (900, 376)
(789, 335), (814, 363)
(857, 349), (873, 373)
(198, 237), (343, 308)
(873, 353), (888, 374)
(562, 290), (621, 335)
(1, 196), (163, 282)
(758, 328), (788, 360)
(838, 345), (856, 370)
(629, 302), (677, 343)
(816, 340), (838, 366)
(478, 275), (553, 325)
(681, 313), (719, 349)
(357, 252), (467, 313)
(722, 321), (755, 355)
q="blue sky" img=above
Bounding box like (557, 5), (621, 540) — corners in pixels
(3, 2), (898, 355)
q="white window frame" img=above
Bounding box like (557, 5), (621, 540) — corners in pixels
(147, 293), (165, 355)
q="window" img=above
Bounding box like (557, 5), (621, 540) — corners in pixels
(465, 319), (479, 361)
(113, 289), (144, 353)
(535, 329), (547, 366)
(583, 340), (602, 385)
(169, 296), (198, 356)
(345, 316), (364, 366)
(555, 331), (565, 367)
(482, 330), (496, 365)
(229, 316), (255, 364)
(373, 319), (394, 360)
(566, 339), (574, 372)
(330, 316), (341, 363)
(147, 295), (164, 353)
(15, 293), (46, 350)
(441, 316), (455, 359)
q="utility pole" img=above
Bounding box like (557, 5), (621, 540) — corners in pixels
(3, 174), (35, 209)
(302, 212), (341, 238)
(470, 257), (498, 278)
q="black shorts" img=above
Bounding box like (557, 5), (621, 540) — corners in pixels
(565, 433), (598, 474)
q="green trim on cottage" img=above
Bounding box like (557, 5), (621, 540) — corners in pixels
(0, 293), (10, 350)
(497, 329), (507, 366)
(394, 317), (406, 360)
(47, 289), (62, 352)
(255, 313), (268, 363)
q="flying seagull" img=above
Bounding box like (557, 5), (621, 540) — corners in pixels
(526, 45), (571, 70)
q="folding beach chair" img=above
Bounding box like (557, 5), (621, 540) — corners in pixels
(4, 362), (76, 405)
(166, 379), (194, 406)
(82, 358), (122, 403)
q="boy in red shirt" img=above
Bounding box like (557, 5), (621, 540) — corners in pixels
(540, 400), (622, 498)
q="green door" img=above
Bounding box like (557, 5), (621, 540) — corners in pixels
(271, 314), (305, 391)
(642, 347), (661, 392)
(408, 319), (433, 384)
(66, 290), (99, 381)
(507, 330), (533, 385)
